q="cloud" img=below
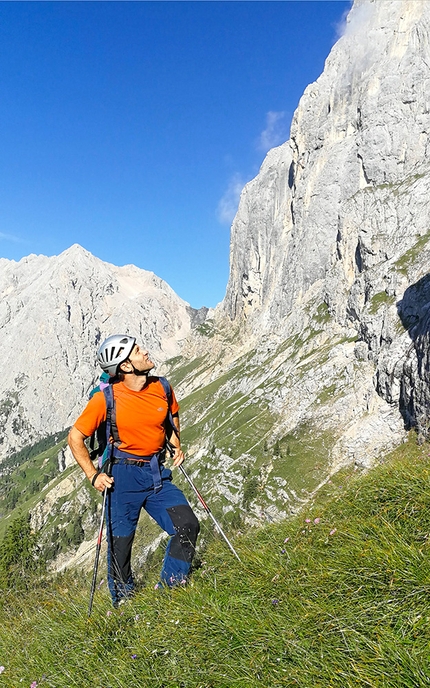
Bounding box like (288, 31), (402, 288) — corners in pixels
(217, 173), (246, 225)
(217, 111), (289, 226)
(258, 111), (288, 153)
(0, 231), (25, 244)
(334, 3), (353, 39)
(335, 2), (371, 40)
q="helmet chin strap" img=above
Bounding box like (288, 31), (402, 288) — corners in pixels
(121, 363), (149, 377)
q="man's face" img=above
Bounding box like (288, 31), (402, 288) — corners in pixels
(127, 343), (155, 373)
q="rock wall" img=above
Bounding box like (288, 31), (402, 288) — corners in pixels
(221, 0), (430, 441)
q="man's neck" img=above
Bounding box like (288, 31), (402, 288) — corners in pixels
(121, 374), (150, 392)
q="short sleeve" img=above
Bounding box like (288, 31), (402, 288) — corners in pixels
(74, 391), (107, 437)
(169, 386), (180, 415)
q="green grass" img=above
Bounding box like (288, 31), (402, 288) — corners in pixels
(314, 302), (331, 324)
(0, 429), (69, 476)
(269, 423), (335, 494)
(368, 292), (395, 315)
(0, 435), (72, 537)
(167, 356), (207, 389)
(1, 434), (429, 687)
(348, 172), (427, 203)
(178, 351), (272, 456)
(316, 383), (337, 405)
(394, 233), (430, 276)
(195, 322), (217, 338)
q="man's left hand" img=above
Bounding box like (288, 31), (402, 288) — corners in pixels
(171, 447), (185, 467)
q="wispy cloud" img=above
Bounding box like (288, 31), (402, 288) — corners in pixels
(258, 111), (288, 153)
(217, 173), (246, 225)
(217, 111), (289, 226)
(335, 1), (369, 40)
(0, 231), (25, 244)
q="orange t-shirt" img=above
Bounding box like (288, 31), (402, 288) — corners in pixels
(74, 378), (179, 456)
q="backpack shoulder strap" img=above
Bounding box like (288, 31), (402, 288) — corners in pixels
(89, 380), (119, 469)
(89, 386), (110, 459)
(158, 376), (172, 404)
(102, 384), (121, 446)
(158, 376), (179, 439)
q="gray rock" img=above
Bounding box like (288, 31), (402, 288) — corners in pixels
(57, 445), (75, 473)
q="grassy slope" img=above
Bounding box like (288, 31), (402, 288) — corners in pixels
(0, 444), (65, 537)
(166, 332), (341, 522)
(0, 434), (429, 688)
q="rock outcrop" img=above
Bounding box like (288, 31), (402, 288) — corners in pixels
(224, 0), (430, 328)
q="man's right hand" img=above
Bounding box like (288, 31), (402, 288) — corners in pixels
(93, 472), (114, 493)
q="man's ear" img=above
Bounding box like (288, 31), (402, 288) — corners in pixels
(119, 359), (132, 373)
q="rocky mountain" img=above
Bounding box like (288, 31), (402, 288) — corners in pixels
(2, 0), (430, 571)
(175, 0), (430, 468)
(153, 0), (430, 530)
(0, 244), (206, 457)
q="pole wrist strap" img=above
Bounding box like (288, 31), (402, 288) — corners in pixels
(91, 470), (100, 487)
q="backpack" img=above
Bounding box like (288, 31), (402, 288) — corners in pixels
(89, 371), (110, 399)
(88, 375), (178, 468)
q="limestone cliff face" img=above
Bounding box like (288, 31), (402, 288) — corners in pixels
(225, 0), (430, 326)
(0, 244), (200, 457)
(219, 0), (430, 449)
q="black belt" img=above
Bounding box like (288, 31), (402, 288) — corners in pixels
(113, 458), (151, 466)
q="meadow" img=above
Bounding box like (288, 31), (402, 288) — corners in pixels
(0, 435), (429, 687)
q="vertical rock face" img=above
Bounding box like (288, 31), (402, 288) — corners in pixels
(221, 0), (430, 440)
(0, 244), (200, 457)
(225, 0), (430, 324)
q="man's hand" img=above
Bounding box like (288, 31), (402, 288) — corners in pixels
(171, 446), (185, 467)
(93, 472), (115, 493)
(68, 426), (115, 493)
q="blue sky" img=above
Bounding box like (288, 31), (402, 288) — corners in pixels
(0, 1), (351, 309)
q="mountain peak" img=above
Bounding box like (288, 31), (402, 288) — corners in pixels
(58, 244), (94, 261)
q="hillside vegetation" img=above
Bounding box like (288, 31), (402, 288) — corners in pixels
(0, 435), (429, 687)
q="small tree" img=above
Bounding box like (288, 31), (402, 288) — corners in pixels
(0, 513), (40, 589)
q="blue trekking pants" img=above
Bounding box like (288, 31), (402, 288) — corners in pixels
(105, 459), (199, 605)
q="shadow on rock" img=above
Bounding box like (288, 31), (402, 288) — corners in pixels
(396, 273), (430, 440)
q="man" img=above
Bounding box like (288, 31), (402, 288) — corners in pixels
(68, 334), (199, 607)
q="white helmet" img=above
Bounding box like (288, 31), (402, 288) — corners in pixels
(97, 334), (136, 376)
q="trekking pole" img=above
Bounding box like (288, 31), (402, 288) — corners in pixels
(88, 458), (112, 617)
(178, 464), (242, 563)
(88, 485), (108, 617)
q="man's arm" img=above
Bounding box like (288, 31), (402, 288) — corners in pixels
(68, 426), (114, 493)
(167, 413), (185, 467)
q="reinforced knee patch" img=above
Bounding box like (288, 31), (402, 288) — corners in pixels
(167, 504), (200, 563)
(109, 532), (134, 584)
